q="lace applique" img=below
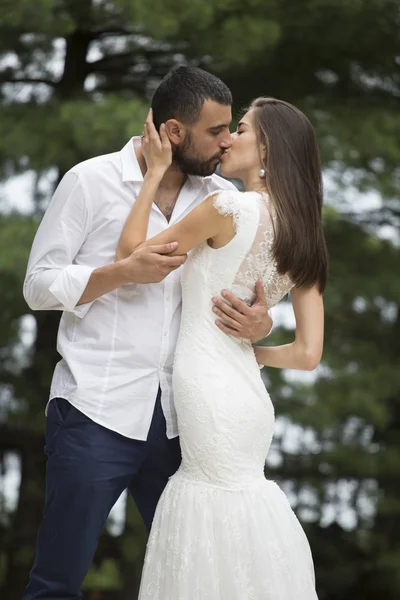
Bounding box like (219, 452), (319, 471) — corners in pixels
(212, 190), (294, 308)
(212, 189), (256, 232)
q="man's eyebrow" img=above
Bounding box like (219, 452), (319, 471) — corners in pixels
(208, 123), (230, 130)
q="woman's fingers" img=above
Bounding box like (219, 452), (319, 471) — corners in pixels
(145, 107), (153, 128)
(144, 110), (169, 148)
(142, 110), (171, 170)
(160, 123), (171, 150)
(145, 110), (160, 141)
(142, 122), (150, 143)
(143, 120), (170, 156)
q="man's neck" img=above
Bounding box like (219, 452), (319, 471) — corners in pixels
(135, 145), (187, 191)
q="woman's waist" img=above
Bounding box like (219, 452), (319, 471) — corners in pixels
(174, 337), (259, 374)
(176, 328), (254, 354)
(178, 314), (253, 345)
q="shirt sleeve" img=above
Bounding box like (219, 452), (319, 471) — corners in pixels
(23, 171), (96, 319)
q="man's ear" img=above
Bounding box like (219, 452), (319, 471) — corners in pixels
(165, 119), (185, 145)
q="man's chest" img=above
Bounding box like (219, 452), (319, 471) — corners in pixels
(82, 179), (220, 262)
(153, 187), (183, 222)
(81, 191), (191, 261)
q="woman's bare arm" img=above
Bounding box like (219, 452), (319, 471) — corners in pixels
(254, 285), (324, 370)
(115, 114), (173, 260)
(115, 110), (232, 261)
(117, 190), (232, 260)
(116, 172), (164, 261)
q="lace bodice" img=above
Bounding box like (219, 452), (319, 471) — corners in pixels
(213, 190), (293, 307)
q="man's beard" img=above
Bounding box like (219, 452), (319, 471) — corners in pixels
(173, 132), (223, 177)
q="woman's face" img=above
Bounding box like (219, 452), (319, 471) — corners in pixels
(219, 109), (264, 180)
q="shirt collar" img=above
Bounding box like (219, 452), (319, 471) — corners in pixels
(120, 137), (144, 182)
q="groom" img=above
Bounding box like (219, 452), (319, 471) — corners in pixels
(22, 65), (272, 600)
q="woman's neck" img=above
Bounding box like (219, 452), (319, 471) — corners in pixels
(242, 172), (268, 194)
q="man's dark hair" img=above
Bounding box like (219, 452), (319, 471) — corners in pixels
(151, 66), (232, 130)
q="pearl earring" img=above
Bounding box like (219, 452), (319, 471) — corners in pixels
(259, 168), (266, 178)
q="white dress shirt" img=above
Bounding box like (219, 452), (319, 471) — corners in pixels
(23, 137), (236, 441)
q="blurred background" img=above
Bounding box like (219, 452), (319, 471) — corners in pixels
(0, 1), (399, 599)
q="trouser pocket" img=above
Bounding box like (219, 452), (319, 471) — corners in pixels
(44, 398), (72, 455)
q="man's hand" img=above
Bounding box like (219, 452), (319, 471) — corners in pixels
(78, 242), (186, 306)
(122, 242), (187, 284)
(212, 280), (273, 343)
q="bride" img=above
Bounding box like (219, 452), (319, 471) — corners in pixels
(116, 97), (327, 599)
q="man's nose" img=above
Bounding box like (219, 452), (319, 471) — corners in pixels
(220, 132), (233, 149)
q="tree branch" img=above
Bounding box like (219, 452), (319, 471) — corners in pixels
(88, 51), (141, 73)
(0, 76), (56, 87)
(88, 47), (178, 75)
(94, 26), (134, 37)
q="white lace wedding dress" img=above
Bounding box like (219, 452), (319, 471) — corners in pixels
(138, 190), (318, 599)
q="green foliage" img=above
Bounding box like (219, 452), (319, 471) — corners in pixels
(116, 0), (216, 35)
(0, 214), (36, 274)
(0, 1), (399, 599)
(0, 97), (148, 176)
(83, 560), (121, 590)
(0, 215), (36, 352)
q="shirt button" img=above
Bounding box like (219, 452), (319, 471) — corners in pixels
(164, 331), (168, 337)
(166, 295), (171, 301)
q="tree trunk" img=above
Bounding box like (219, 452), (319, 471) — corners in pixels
(0, 21), (92, 592)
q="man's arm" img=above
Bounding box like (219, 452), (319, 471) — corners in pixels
(77, 242), (186, 305)
(211, 280), (273, 343)
(23, 172), (187, 315)
(23, 172), (96, 317)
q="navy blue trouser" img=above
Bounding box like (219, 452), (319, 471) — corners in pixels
(23, 390), (181, 600)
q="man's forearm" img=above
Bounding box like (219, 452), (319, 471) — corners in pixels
(77, 261), (129, 305)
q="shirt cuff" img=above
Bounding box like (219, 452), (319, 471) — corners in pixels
(48, 265), (96, 319)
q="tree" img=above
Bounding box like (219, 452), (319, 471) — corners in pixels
(0, 0), (399, 598)
(264, 212), (400, 598)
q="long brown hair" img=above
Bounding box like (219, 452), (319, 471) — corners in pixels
(250, 97), (328, 293)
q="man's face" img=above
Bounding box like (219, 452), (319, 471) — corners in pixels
(173, 100), (232, 177)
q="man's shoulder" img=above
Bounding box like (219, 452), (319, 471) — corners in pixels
(205, 173), (238, 194)
(68, 150), (121, 180)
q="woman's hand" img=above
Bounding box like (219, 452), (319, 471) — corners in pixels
(142, 109), (172, 178)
